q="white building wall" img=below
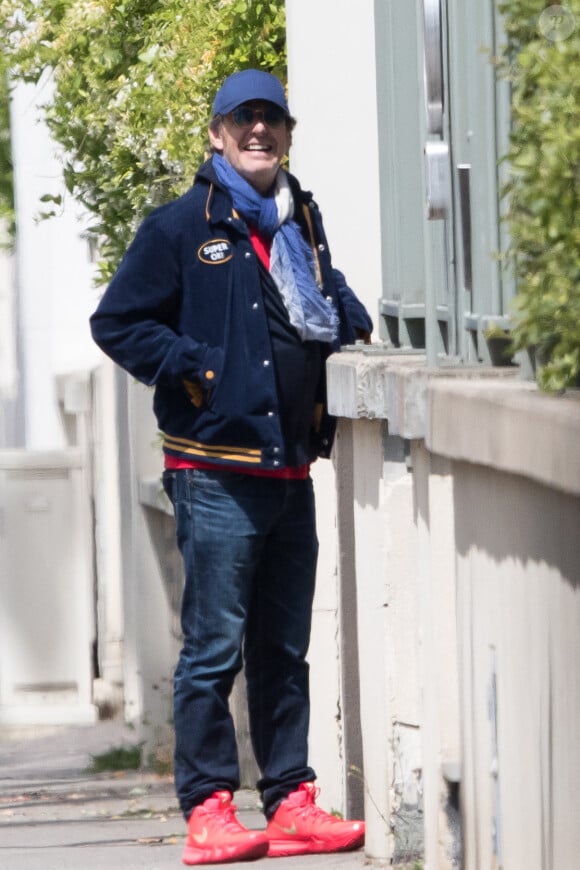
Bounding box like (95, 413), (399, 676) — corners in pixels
(286, 0), (382, 323)
(286, 0), (385, 818)
(9, 75), (100, 449)
(0, 448), (96, 725)
(0, 77), (113, 726)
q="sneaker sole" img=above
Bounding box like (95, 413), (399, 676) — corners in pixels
(182, 839), (269, 865)
(267, 832), (365, 858)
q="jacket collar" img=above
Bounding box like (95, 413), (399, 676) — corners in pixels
(195, 157), (313, 229)
(194, 159), (239, 229)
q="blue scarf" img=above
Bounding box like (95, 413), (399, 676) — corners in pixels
(212, 154), (338, 343)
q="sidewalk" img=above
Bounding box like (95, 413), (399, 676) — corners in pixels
(0, 720), (371, 870)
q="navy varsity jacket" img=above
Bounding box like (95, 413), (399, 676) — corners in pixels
(90, 160), (372, 470)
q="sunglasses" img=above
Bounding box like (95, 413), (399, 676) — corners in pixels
(228, 104), (287, 128)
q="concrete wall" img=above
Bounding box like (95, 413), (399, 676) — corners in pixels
(412, 443), (461, 869)
(91, 361), (125, 714)
(350, 420), (421, 861)
(453, 460), (580, 870)
(427, 378), (580, 870)
(327, 349), (580, 868)
(308, 459), (346, 812)
(114, 374), (180, 755)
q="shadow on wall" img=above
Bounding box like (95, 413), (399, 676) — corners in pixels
(453, 461), (580, 589)
(451, 460), (580, 868)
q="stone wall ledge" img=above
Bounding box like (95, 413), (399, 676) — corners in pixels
(327, 348), (580, 498)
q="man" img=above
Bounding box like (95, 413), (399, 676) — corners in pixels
(91, 69), (372, 866)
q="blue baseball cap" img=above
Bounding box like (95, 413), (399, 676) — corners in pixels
(212, 69), (289, 117)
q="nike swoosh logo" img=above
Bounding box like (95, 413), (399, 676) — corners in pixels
(277, 823), (298, 836)
(192, 827), (208, 844)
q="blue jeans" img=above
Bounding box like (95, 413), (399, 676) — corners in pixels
(162, 468), (318, 819)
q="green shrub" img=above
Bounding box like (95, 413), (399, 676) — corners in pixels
(87, 743), (143, 773)
(0, 0), (286, 281)
(499, 0), (580, 390)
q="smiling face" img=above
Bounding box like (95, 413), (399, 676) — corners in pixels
(208, 100), (292, 194)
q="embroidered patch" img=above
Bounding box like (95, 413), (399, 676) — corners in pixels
(197, 239), (233, 264)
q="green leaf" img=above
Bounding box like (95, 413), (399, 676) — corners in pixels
(0, 0), (286, 278)
(501, 0), (580, 389)
(138, 43), (160, 64)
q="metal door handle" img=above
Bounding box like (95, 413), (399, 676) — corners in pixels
(425, 141), (450, 220)
(422, 0), (444, 135)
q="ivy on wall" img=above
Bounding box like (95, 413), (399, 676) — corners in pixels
(499, 1), (580, 390)
(0, 0), (286, 279)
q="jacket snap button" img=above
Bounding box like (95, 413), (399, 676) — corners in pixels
(252, 302), (259, 310)
(263, 360), (270, 367)
(318, 243), (326, 252)
(244, 251), (252, 259)
(205, 370), (215, 380)
(273, 446), (280, 454)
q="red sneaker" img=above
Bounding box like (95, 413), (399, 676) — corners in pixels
(265, 782), (365, 857)
(182, 791), (269, 865)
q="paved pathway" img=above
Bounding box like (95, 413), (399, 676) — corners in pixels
(0, 721), (371, 870)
